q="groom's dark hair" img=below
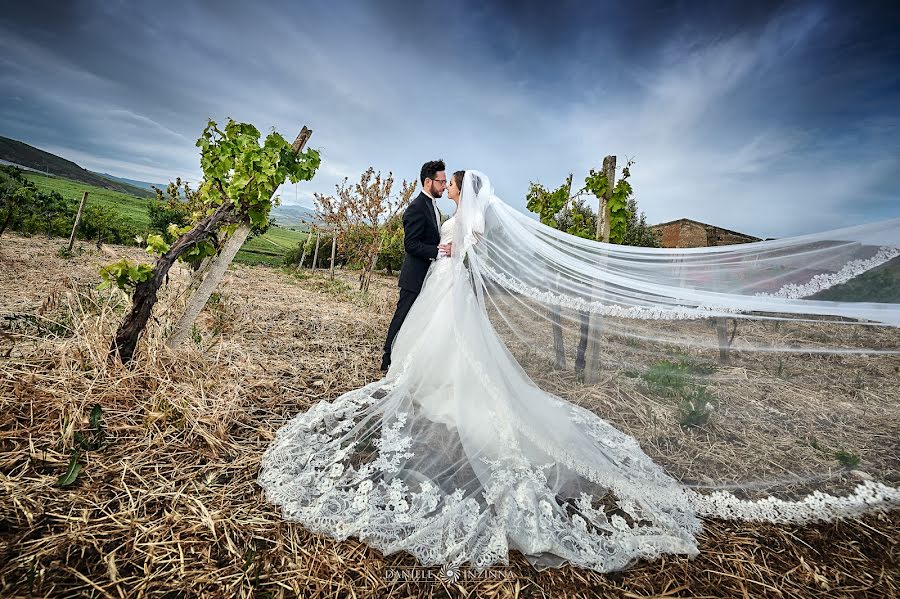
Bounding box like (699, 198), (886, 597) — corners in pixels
(420, 160), (445, 185)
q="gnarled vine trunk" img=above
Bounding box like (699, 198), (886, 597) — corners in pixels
(109, 202), (236, 363)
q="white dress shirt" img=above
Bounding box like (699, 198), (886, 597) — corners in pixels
(422, 189), (441, 230)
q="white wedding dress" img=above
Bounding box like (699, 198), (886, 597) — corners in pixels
(259, 171), (900, 573)
(259, 216), (704, 573)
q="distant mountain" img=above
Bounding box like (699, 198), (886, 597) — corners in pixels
(0, 135), (155, 198)
(271, 204), (318, 228)
(96, 172), (164, 193)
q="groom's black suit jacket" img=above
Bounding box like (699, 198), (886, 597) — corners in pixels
(398, 192), (441, 293)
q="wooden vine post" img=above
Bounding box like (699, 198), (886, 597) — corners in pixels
(107, 120), (319, 363)
(552, 174), (574, 370)
(715, 318), (737, 364)
(311, 231), (321, 270)
(525, 175), (573, 371)
(596, 156), (615, 243)
(329, 231), (337, 279)
(67, 191), (88, 252)
(166, 127), (314, 350)
(582, 155), (615, 385)
(297, 232), (310, 270)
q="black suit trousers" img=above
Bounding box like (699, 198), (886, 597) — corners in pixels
(381, 287), (419, 369)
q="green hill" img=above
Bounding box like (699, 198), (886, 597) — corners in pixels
(24, 172), (152, 227)
(810, 256), (900, 303)
(0, 136), (154, 198)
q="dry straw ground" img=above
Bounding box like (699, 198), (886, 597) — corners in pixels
(1, 233), (898, 598)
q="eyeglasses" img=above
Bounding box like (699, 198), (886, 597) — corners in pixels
(431, 179), (447, 186)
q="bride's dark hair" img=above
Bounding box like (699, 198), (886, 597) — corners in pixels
(454, 170), (482, 195)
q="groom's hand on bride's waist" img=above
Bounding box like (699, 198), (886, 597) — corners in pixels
(438, 242), (452, 257)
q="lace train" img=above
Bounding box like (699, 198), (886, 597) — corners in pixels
(259, 185), (900, 572)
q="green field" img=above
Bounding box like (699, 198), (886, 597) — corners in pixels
(24, 172), (306, 265)
(237, 226), (307, 265)
(25, 172), (152, 227)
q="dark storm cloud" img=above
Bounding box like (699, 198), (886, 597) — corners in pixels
(1, 0), (898, 236)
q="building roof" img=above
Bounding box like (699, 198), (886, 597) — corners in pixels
(649, 218), (761, 241)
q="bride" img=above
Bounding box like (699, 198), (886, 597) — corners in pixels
(259, 170), (900, 573)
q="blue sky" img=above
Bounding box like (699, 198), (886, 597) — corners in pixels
(1, 0), (898, 237)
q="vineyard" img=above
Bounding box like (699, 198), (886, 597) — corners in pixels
(19, 172), (308, 266)
(0, 119), (898, 597)
(1, 232), (899, 597)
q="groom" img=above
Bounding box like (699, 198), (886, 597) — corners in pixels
(380, 159), (452, 372)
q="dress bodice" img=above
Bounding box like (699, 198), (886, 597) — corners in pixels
(439, 216), (455, 245)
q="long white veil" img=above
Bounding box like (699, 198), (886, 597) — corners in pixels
(456, 170), (900, 512)
(260, 170), (898, 574)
